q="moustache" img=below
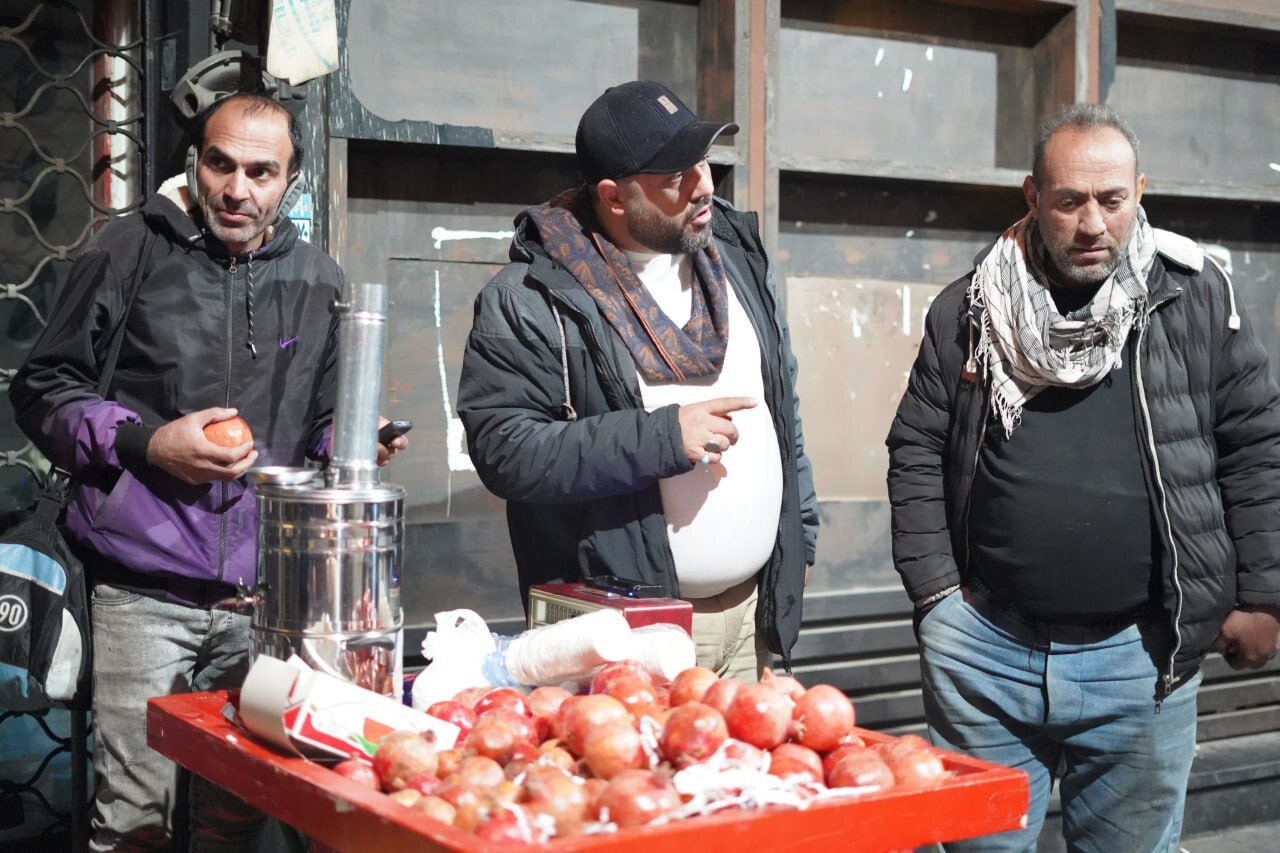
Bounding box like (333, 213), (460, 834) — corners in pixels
(685, 199), (712, 224)
(210, 199), (261, 218)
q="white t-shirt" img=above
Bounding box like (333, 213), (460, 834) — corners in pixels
(624, 250), (783, 599)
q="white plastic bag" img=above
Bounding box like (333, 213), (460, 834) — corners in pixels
(411, 609), (498, 710)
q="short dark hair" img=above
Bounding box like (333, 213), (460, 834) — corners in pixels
(196, 93), (304, 175)
(1032, 103), (1139, 188)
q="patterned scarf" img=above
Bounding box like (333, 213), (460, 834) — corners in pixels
(524, 189), (729, 383)
(968, 205), (1157, 437)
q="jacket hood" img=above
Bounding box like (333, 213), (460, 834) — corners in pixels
(509, 208), (545, 266)
(142, 174), (299, 262)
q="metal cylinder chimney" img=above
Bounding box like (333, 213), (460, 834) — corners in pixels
(245, 279), (407, 698)
(328, 281), (386, 486)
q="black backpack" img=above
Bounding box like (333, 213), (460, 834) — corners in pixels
(0, 477), (90, 710)
(0, 228), (155, 711)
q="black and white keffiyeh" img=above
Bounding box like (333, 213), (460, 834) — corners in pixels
(967, 205), (1157, 437)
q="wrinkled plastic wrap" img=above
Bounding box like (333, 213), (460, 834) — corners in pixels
(410, 608), (696, 711)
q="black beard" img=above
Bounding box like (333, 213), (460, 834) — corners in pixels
(625, 199), (713, 254)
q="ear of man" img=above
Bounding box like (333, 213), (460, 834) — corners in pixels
(594, 178), (626, 217)
(1022, 174), (1038, 216)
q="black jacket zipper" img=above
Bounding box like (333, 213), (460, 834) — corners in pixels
(743, 212), (797, 671)
(1132, 291), (1185, 703)
(217, 254), (240, 583)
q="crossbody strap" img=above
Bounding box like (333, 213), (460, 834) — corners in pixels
(97, 227), (158, 398)
(46, 228), (159, 504)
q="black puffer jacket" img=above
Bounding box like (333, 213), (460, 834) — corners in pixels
(887, 232), (1280, 692)
(458, 197), (818, 664)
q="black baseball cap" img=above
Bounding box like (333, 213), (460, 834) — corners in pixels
(575, 81), (738, 184)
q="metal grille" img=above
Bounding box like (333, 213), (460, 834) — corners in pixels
(1, 2), (145, 846)
(2, 0), (146, 509)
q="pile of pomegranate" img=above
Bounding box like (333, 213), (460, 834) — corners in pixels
(330, 662), (950, 844)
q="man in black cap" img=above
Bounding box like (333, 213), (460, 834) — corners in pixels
(458, 81), (817, 679)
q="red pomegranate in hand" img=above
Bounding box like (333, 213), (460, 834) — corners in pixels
(203, 415), (252, 447)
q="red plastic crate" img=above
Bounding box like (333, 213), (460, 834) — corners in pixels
(147, 690), (1028, 852)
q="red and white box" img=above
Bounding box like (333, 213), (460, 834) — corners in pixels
(237, 655), (459, 762)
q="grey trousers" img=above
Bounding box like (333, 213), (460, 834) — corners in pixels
(89, 582), (265, 852)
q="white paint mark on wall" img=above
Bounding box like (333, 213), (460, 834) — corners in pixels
(1269, 162), (1280, 173)
(926, 47), (934, 61)
(431, 227), (515, 250)
(850, 307), (865, 339)
(877, 90), (884, 99)
(435, 271), (475, 515)
(875, 47), (885, 66)
(902, 285), (912, 335)
(902, 68), (913, 92)
(447, 420), (471, 472)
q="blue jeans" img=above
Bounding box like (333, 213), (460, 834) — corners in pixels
(90, 582), (265, 852)
(918, 586), (1200, 853)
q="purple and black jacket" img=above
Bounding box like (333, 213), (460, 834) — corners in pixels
(10, 185), (342, 604)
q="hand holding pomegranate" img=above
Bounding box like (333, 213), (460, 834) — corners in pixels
(149, 407), (257, 484)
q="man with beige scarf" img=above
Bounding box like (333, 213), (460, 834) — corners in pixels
(888, 103), (1280, 851)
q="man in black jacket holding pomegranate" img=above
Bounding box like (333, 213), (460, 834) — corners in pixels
(887, 103), (1280, 851)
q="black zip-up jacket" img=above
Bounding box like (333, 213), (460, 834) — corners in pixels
(887, 231), (1280, 692)
(458, 197), (819, 663)
(9, 184), (341, 595)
